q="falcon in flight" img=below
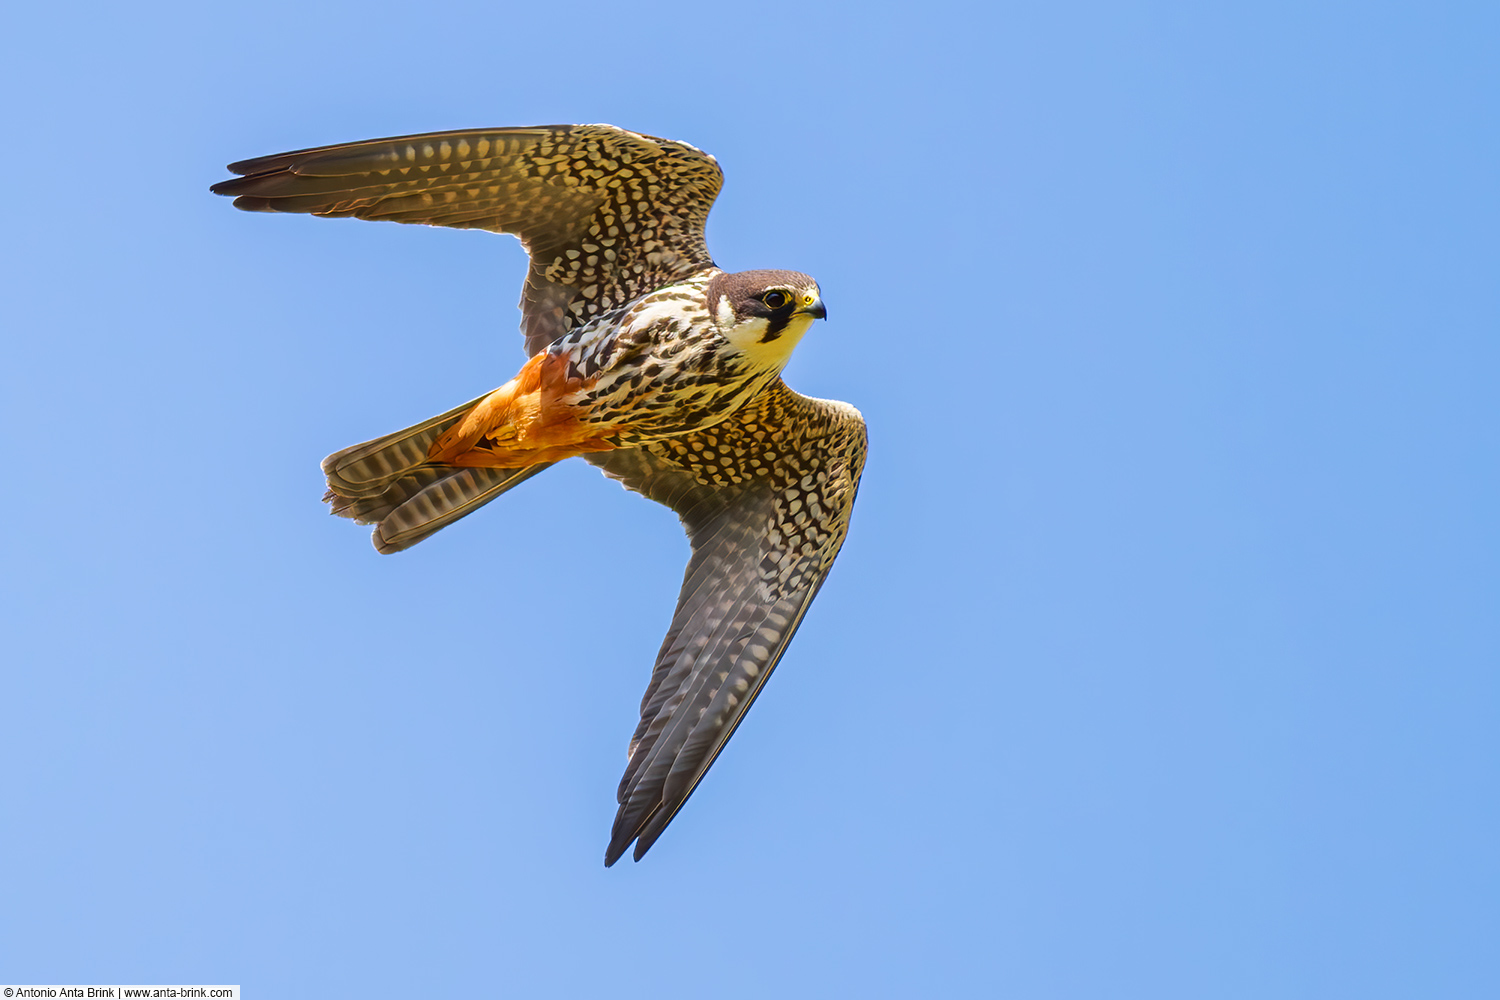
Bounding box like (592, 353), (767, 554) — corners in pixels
(212, 124), (866, 865)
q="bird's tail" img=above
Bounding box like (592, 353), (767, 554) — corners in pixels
(322, 395), (554, 553)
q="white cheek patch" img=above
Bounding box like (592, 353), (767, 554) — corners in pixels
(723, 316), (771, 351)
(725, 313), (813, 371)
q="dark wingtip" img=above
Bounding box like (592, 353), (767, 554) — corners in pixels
(632, 825), (665, 863)
(605, 822), (647, 866)
(209, 169), (258, 193)
(209, 174), (278, 212)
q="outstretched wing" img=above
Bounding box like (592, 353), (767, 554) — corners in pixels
(587, 382), (867, 865)
(211, 124), (724, 353)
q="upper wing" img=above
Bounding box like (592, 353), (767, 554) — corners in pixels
(211, 124), (724, 353)
(586, 381), (868, 865)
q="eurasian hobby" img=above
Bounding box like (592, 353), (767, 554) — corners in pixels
(213, 124), (866, 865)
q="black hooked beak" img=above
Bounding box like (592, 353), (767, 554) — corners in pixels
(801, 297), (828, 321)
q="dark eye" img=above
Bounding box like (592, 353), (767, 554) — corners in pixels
(761, 290), (790, 309)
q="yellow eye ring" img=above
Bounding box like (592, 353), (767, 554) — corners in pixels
(761, 290), (791, 309)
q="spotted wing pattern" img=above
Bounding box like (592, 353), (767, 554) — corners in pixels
(210, 125), (724, 353)
(587, 381), (867, 865)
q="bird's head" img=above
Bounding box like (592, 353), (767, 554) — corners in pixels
(708, 269), (826, 369)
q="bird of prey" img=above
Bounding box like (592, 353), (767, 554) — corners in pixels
(212, 124), (866, 865)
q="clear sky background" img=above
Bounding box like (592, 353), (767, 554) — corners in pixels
(3, 1), (1496, 996)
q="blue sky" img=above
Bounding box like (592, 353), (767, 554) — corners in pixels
(3, 1), (1496, 996)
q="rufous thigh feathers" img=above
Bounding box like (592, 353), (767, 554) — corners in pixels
(426, 353), (620, 469)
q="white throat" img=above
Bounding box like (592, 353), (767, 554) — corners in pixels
(717, 294), (816, 371)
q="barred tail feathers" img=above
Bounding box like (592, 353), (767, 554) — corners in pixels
(322, 396), (553, 554)
(322, 395), (484, 499)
